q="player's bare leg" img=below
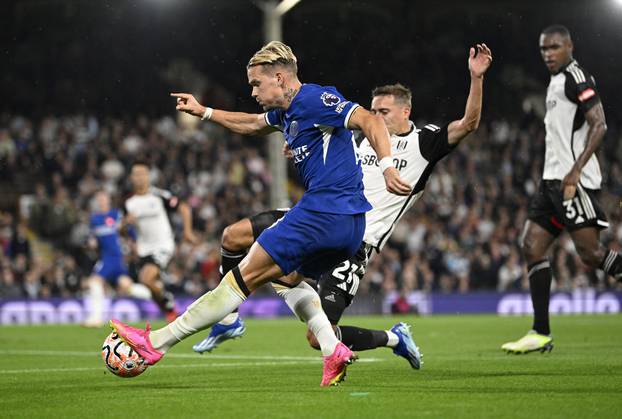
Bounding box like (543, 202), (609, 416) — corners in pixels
(222, 219), (254, 253)
(502, 221), (556, 353)
(139, 263), (177, 322)
(570, 227), (608, 268)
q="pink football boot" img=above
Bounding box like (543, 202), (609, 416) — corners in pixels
(108, 320), (164, 365)
(320, 342), (358, 387)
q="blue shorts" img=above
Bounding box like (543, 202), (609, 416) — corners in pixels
(93, 258), (129, 286)
(256, 206), (365, 280)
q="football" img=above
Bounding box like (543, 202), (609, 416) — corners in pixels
(101, 331), (148, 378)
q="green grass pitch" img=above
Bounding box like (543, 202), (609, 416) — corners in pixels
(1, 314), (621, 418)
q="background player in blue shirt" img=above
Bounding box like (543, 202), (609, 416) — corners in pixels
(83, 191), (152, 327)
(111, 41), (410, 386)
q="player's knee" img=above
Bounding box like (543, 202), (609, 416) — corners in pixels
(306, 328), (320, 350)
(520, 235), (540, 262)
(221, 225), (237, 250)
(221, 224), (250, 252)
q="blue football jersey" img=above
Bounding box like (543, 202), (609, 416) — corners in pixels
(265, 84), (372, 215)
(90, 209), (124, 259)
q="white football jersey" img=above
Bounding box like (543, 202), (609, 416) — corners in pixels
(123, 187), (178, 257)
(543, 60), (602, 189)
(358, 122), (454, 251)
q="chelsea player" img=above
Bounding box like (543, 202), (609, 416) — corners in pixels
(83, 191), (152, 327)
(110, 41), (410, 386)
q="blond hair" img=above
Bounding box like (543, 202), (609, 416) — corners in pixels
(247, 41), (298, 73)
(372, 83), (412, 107)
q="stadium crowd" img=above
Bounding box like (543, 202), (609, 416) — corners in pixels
(0, 110), (621, 300)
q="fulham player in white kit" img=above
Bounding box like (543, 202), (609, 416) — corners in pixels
(502, 25), (620, 354)
(124, 161), (197, 322)
(192, 44), (493, 367)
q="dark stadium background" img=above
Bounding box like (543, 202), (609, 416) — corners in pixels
(0, 0), (621, 319)
(2, 0), (621, 121)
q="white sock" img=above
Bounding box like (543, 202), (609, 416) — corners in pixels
(128, 283), (152, 300)
(85, 278), (105, 323)
(150, 271), (246, 352)
(219, 312), (240, 326)
(386, 330), (399, 348)
(273, 281), (339, 357)
(308, 316), (340, 357)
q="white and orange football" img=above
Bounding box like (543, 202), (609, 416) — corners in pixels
(101, 331), (148, 378)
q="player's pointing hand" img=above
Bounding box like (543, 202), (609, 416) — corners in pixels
(171, 92), (206, 118)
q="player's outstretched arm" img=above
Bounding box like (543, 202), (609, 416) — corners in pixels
(348, 107), (412, 196)
(561, 102), (607, 200)
(447, 43), (492, 145)
(171, 93), (276, 136)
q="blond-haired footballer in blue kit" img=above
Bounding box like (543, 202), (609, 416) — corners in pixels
(109, 41), (411, 386)
(193, 45), (492, 369)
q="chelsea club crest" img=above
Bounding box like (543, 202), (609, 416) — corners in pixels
(289, 120), (299, 137)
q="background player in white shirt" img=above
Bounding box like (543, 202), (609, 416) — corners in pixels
(123, 161), (197, 322)
(502, 25), (621, 354)
(193, 44), (493, 366)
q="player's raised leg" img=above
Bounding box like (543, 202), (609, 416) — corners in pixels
(502, 220), (555, 354)
(157, 243), (281, 342)
(109, 242), (277, 364)
(110, 242), (348, 372)
(111, 208), (359, 386)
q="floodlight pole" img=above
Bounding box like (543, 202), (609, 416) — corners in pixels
(258, 0), (301, 208)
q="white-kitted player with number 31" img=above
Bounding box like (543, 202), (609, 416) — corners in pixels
(502, 25), (620, 355)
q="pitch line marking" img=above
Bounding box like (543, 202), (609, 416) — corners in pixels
(0, 349), (382, 374)
(0, 360), (326, 375)
(0, 349), (381, 362)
